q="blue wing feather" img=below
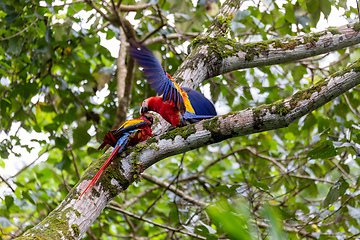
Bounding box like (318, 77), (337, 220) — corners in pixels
(113, 133), (131, 155)
(182, 111), (216, 124)
(182, 87), (217, 116)
(129, 42), (184, 111)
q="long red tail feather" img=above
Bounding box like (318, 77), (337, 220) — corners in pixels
(77, 145), (120, 200)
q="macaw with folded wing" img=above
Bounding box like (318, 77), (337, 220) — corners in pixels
(78, 113), (153, 200)
(128, 41), (217, 127)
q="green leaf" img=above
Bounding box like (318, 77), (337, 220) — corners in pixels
(323, 177), (349, 207)
(55, 152), (72, 170)
(253, 181), (270, 191)
(8, 36), (23, 55)
(72, 123), (91, 149)
(45, 28), (51, 44)
(319, 0), (331, 18)
(4, 12), (19, 27)
(261, 205), (285, 240)
(1, 4), (15, 14)
(105, 30), (115, 40)
(284, 4), (295, 23)
(1, 98), (11, 115)
(206, 199), (256, 240)
(23, 191), (36, 204)
(284, 132), (296, 141)
(5, 195), (14, 209)
(55, 136), (69, 149)
(307, 140), (337, 159)
(306, 1), (320, 14)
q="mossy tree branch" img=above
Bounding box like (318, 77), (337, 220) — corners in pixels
(177, 23), (360, 89)
(16, 50), (360, 240)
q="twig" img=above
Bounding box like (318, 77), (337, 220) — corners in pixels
(140, 154), (186, 218)
(6, 146), (56, 180)
(0, 175), (15, 192)
(141, 173), (208, 207)
(140, 6), (166, 43)
(343, 93), (360, 118)
(106, 205), (207, 239)
(84, 0), (113, 22)
(256, 221), (316, 239)
(118, 4), (152, 12)
(0, 18), (38, 41)
(143, 33), (199, 45)
(117, 185), (159, 209)
(329, 158), (356, 184)
(70, 150), (81, 180)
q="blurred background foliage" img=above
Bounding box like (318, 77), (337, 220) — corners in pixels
(1, 0), (360, 239)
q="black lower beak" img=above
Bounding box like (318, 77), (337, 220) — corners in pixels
(140, 106), (148, 114)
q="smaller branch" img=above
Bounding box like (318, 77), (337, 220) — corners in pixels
(346, 232), (360, 240)
(140, 24), (165, 44)
(116, 0), (122, 9)
(244, 146), (287, 173)
(106, 205), (206, 239)
(110, 0), (122, 26)
(140, 155), (186, 218)
(6, 146), (56, 180)
(140, 6), (166, 43)
(119, 4), (152, 12)
(329, 159), (356, 184)
(70, 150), (81, 180)
(84, 0), (113, 23)
(276, 182), (311, 206)
(0, 18), (38, 41)
(142, 173), (208, 207)
(124, 214), (137, 238)
(343, 93), (360, 118)
(256, 221), (316, 239)
(117, 185), (159, 209)
(296, 186), (359, 236)
(0, 175), (15, 193)
(94, 21), (111, 32)
(288, 173), (335, 185)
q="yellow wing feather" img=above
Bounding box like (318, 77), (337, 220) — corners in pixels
(168, 75), (195, 114)
(119, 119), (146, 130)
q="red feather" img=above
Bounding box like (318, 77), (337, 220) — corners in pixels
(130, 40), (217, 127)
(77, 144), (120, 200)
(78, 115), (153, 200)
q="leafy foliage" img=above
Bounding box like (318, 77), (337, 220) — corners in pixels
(1, 0), (360, 239)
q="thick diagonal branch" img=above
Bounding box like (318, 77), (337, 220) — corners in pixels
(17, 55), (360, 239)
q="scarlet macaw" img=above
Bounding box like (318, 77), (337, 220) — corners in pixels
(128, 41), (217, 127)
(78, 113), (153, 200)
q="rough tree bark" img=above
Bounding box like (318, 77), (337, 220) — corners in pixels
(15, 1), (360, 239)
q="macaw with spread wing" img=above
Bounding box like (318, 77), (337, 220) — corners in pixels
(128, 41), (217, 127)
(78, 113), (153, 200)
